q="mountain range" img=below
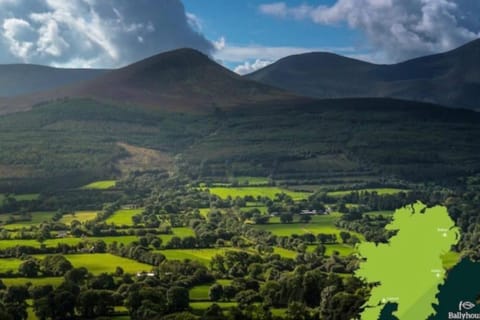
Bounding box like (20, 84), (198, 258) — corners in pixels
(0, 40), (479, 191)
(246, 39), (480, 109)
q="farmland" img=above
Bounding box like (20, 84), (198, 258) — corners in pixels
(208, 186), (311, 200)
(81, 180), (117, 190)
(254, 213), (364, 239)
(327, 188), (408, 197)
(59, 210), (98, 224)
(0, 174), (470, 320)
(2, 211), (56, 229)
(104, 208), (143, 226)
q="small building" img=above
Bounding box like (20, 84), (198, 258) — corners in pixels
(136, 271), (156, 277)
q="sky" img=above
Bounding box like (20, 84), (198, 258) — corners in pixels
(0, 0), (479, 74)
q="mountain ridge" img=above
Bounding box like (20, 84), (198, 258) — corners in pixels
(0, 48), (296, 115)
(246, 39), (480, 109)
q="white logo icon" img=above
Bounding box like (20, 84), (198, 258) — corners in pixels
(459, 301), (476, 311)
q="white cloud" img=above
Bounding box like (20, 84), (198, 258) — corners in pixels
(259, 0), (480, 62)
(234, 59), (273, 75)
(215, 37), (355, 63)
(0, 0), (214, 68)
(2, 18), (36, 60)
(214, 37), (358, 74)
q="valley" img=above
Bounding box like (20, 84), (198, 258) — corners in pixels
(0, 41), (479, 320)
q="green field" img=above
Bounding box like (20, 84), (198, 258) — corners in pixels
(2, 277), (63, 287)
(273, 247), (297, 259)
(0, 254), (152, 278)
(255, 213), (363, 239)
(234, 176), (269, 185)
(171, 227), (195, 237)
(0, 235), (140, 249)
(3, 211), (56, 229)
(0, 257), (23, 273)
(327, 188), (407, 197)
(190, 302), (237, 311)
(208, 187), (311, 201)
(104, 208), (143, 226)
(199, 208), (211, 217)
(189, 280), (233, 301)
(160, 248), (234, 265)
(189, 284), (211, 300)
(62, 254), (152, 274)
(81, 180), (117, 190)
(59, 211), (98, 224)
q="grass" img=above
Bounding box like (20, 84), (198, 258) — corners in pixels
(104, 209), (143, 226)
(189, 280), (234, 301)
(81, 180), (116, 190)
(0, 258), (23, 273)
(159, 248), (233, 265)
(234, 176), (269, 185)
(273, 247), (297, 259)
(198, 208), (211, 217)
(189, 284), (211, 300)
(255, 213), (363, 239)
(2, 211), (56, 229)
(171, 227), (196, 237)
(190, 302), (237, 311)
(327, 188), (407, 197)
(2, 277), (63, 287)
(59, 211), (98, 224)
(208, 186), (311, 201)
(61, 254), (152, 274)
(0, 235), (141, 249)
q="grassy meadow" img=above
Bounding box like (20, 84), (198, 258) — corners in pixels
(327, 188), (407, 197)
(104, 208), (143, 226)
(208, 186), (311, 201)
(59, 211), (98, 224)
(254, 213), (363, 239)
(81, 180), (117, 190)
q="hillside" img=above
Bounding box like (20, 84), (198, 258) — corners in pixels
(0, 49), (293, 115)
(0, 64), (106, 97)
(246, 39), (480, 109)
(0, 97), (479, 192)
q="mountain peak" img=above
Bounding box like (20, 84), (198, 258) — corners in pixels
(0, 47), (293, 115)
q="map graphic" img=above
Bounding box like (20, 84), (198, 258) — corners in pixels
(355, 201), (460, 320)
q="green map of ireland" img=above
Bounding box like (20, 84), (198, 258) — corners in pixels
(355, 201), (460, 320)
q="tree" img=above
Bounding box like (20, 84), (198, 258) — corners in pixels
(18, 259), (40, 277)
(339, 231), (351, 243)
(167, 286), (189, 312)
(40, 255), (73, 276)
(299, 214), (312, 223)
(126, 287), (166, 320)
(203, 303), (224, 319)
(286, 301), (310, 320)
(208, 284), (223, 302)
(223, 285), (237, 301)
(64, 267), (88, 284)
(280, 213), (294, 224)
(235, 290), (262, 307)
